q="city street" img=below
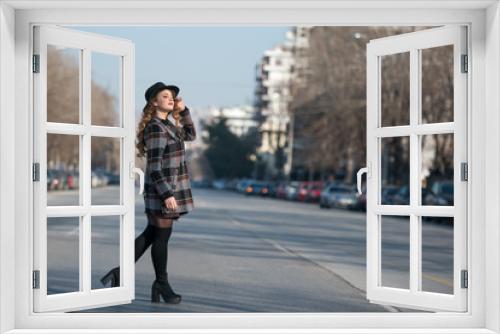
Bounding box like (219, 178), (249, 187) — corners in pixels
(44, 186), (455, 313)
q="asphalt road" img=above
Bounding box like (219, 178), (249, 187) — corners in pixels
(46, 186), (453, 313)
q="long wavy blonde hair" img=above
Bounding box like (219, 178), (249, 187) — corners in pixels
(136, 88), (181, 158)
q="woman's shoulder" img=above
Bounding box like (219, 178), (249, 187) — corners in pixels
(144, 118), (177, 139)
(144, 118), (165, 133)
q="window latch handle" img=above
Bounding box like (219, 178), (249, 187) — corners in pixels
(356, 162), (371, 195)
(130, 162), (145, 195)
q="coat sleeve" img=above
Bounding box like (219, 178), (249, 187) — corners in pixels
(178, 106), (197, 141)
(144, 123), (175, 201)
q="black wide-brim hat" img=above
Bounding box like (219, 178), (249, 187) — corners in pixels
(144, 81), (180, 102)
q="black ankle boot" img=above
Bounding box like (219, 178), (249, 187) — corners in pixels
(100, 266), (120, 287)
(151, 273), (181, 304)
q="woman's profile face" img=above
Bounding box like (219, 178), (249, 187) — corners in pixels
(152, 89), (175, 112)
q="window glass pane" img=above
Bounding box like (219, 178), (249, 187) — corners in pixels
(421, 216), (454, 294)
(421, 134), (454, 206)
(381, 215), (410, 289)
(47, 216), (80, 295)
(91, 136), (121, 205)
(91, 52), (122, 127)
(421, 45), (454, 124)
(92, 215), (121, 289)
(47, 45), (81, 124)
(380, 52), (410, 127)
(381, 136), (410, 205)
(47, 133), (80, 206)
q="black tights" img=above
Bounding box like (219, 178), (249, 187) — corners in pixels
(134, 216), (174, 280)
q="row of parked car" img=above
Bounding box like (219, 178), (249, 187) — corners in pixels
(47, 168), (120, 191)
(194, 178), (455, 212)
(199, 178), (367, 211)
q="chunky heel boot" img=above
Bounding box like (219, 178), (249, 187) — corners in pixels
(150, 274), (181, 304)
(100, 266), (120, 287)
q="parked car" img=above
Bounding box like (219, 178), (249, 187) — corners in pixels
(245, 181), (271, 196)
(391, 185), (448, 205)
(330, 185), (359, 209)
(212, 179), (227, 190)
(431, 180), (454, 205)
(47, 169), (68, 190)
(267, 181), (279, 197)
(236, 179), (252, 193)
(225, 178), (239, 191)
(381, 185), (400, 204)
(105, 172), (120, 185)
(296, 181), (324, 202)
(191, 179), (212, 188)
(91, 171), (100, 188)
(66, 170), (79, 189)
(320, 183), (355, 208)
(275, 182), (288, 199)
(285, 181), (300, 200)
(305, 181), (325, 203)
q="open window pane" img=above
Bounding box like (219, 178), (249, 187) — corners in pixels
(47, 133), (80, 206)
(91, 52), (122, 127)
(421, 134), (454, 206)
(381, 215), (410, 289)
(47, 45), (81, 124)
(91, 136), (121, 205)
(91, 215), (121, 289)
(421, 45), (454, 124)
(421, 216), (454, 294)
(47, 216), (80, 295)
(34, 24), (135, 313)
(380, 52), (410, 127)
(381, 136), (410, 205)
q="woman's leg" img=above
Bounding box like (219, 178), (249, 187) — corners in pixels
(150, 216), (174, 279)
(149, 215), (181, 302)
(134, 221), (156, 262)
(101, 222), (156, 287)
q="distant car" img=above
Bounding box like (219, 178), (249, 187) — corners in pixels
(105, 172), (120, 185)
(320, 184), (355, 208)
(431, 180), (454, 205)
(381, 185), (400, 205)
(330, 185), (359, 209)
(267, 182), (278, 197)
(225, 178), (239, 190)
(212, 179), (226, 190)
(295, 182), (309, 201)
(275, 182), (288, 199)
(285, 181), (300, 200)
(391, 185), (409, 205)
(236, 179), (252, 193)
(47, 169), (57, 190)
(66, 171), (79, 189)
(388, 185), (448, 206)
(191, 179), (212, 188)
(297, 181), (324, 202)
(305, 181), (325, 203)
(245, 181), (270, 196)
(91, 171), (100, 188)
(47, 169), (68, 190)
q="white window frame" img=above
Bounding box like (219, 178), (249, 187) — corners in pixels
(0, 1), (499, 334)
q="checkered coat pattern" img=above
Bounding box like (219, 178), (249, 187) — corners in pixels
(143, 107), (196, 218)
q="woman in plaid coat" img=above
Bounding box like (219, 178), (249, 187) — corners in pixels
(100, 82), (196, 305)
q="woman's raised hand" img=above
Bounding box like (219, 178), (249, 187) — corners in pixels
(174, 96), (186, 112)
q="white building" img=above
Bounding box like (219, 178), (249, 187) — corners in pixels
(254, 26), (311, 180)
(207, 105), (258, 137)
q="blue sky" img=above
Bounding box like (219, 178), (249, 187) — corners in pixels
(69, 26), (291, 114)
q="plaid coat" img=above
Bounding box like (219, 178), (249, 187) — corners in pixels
(143, 107), (196, 218)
